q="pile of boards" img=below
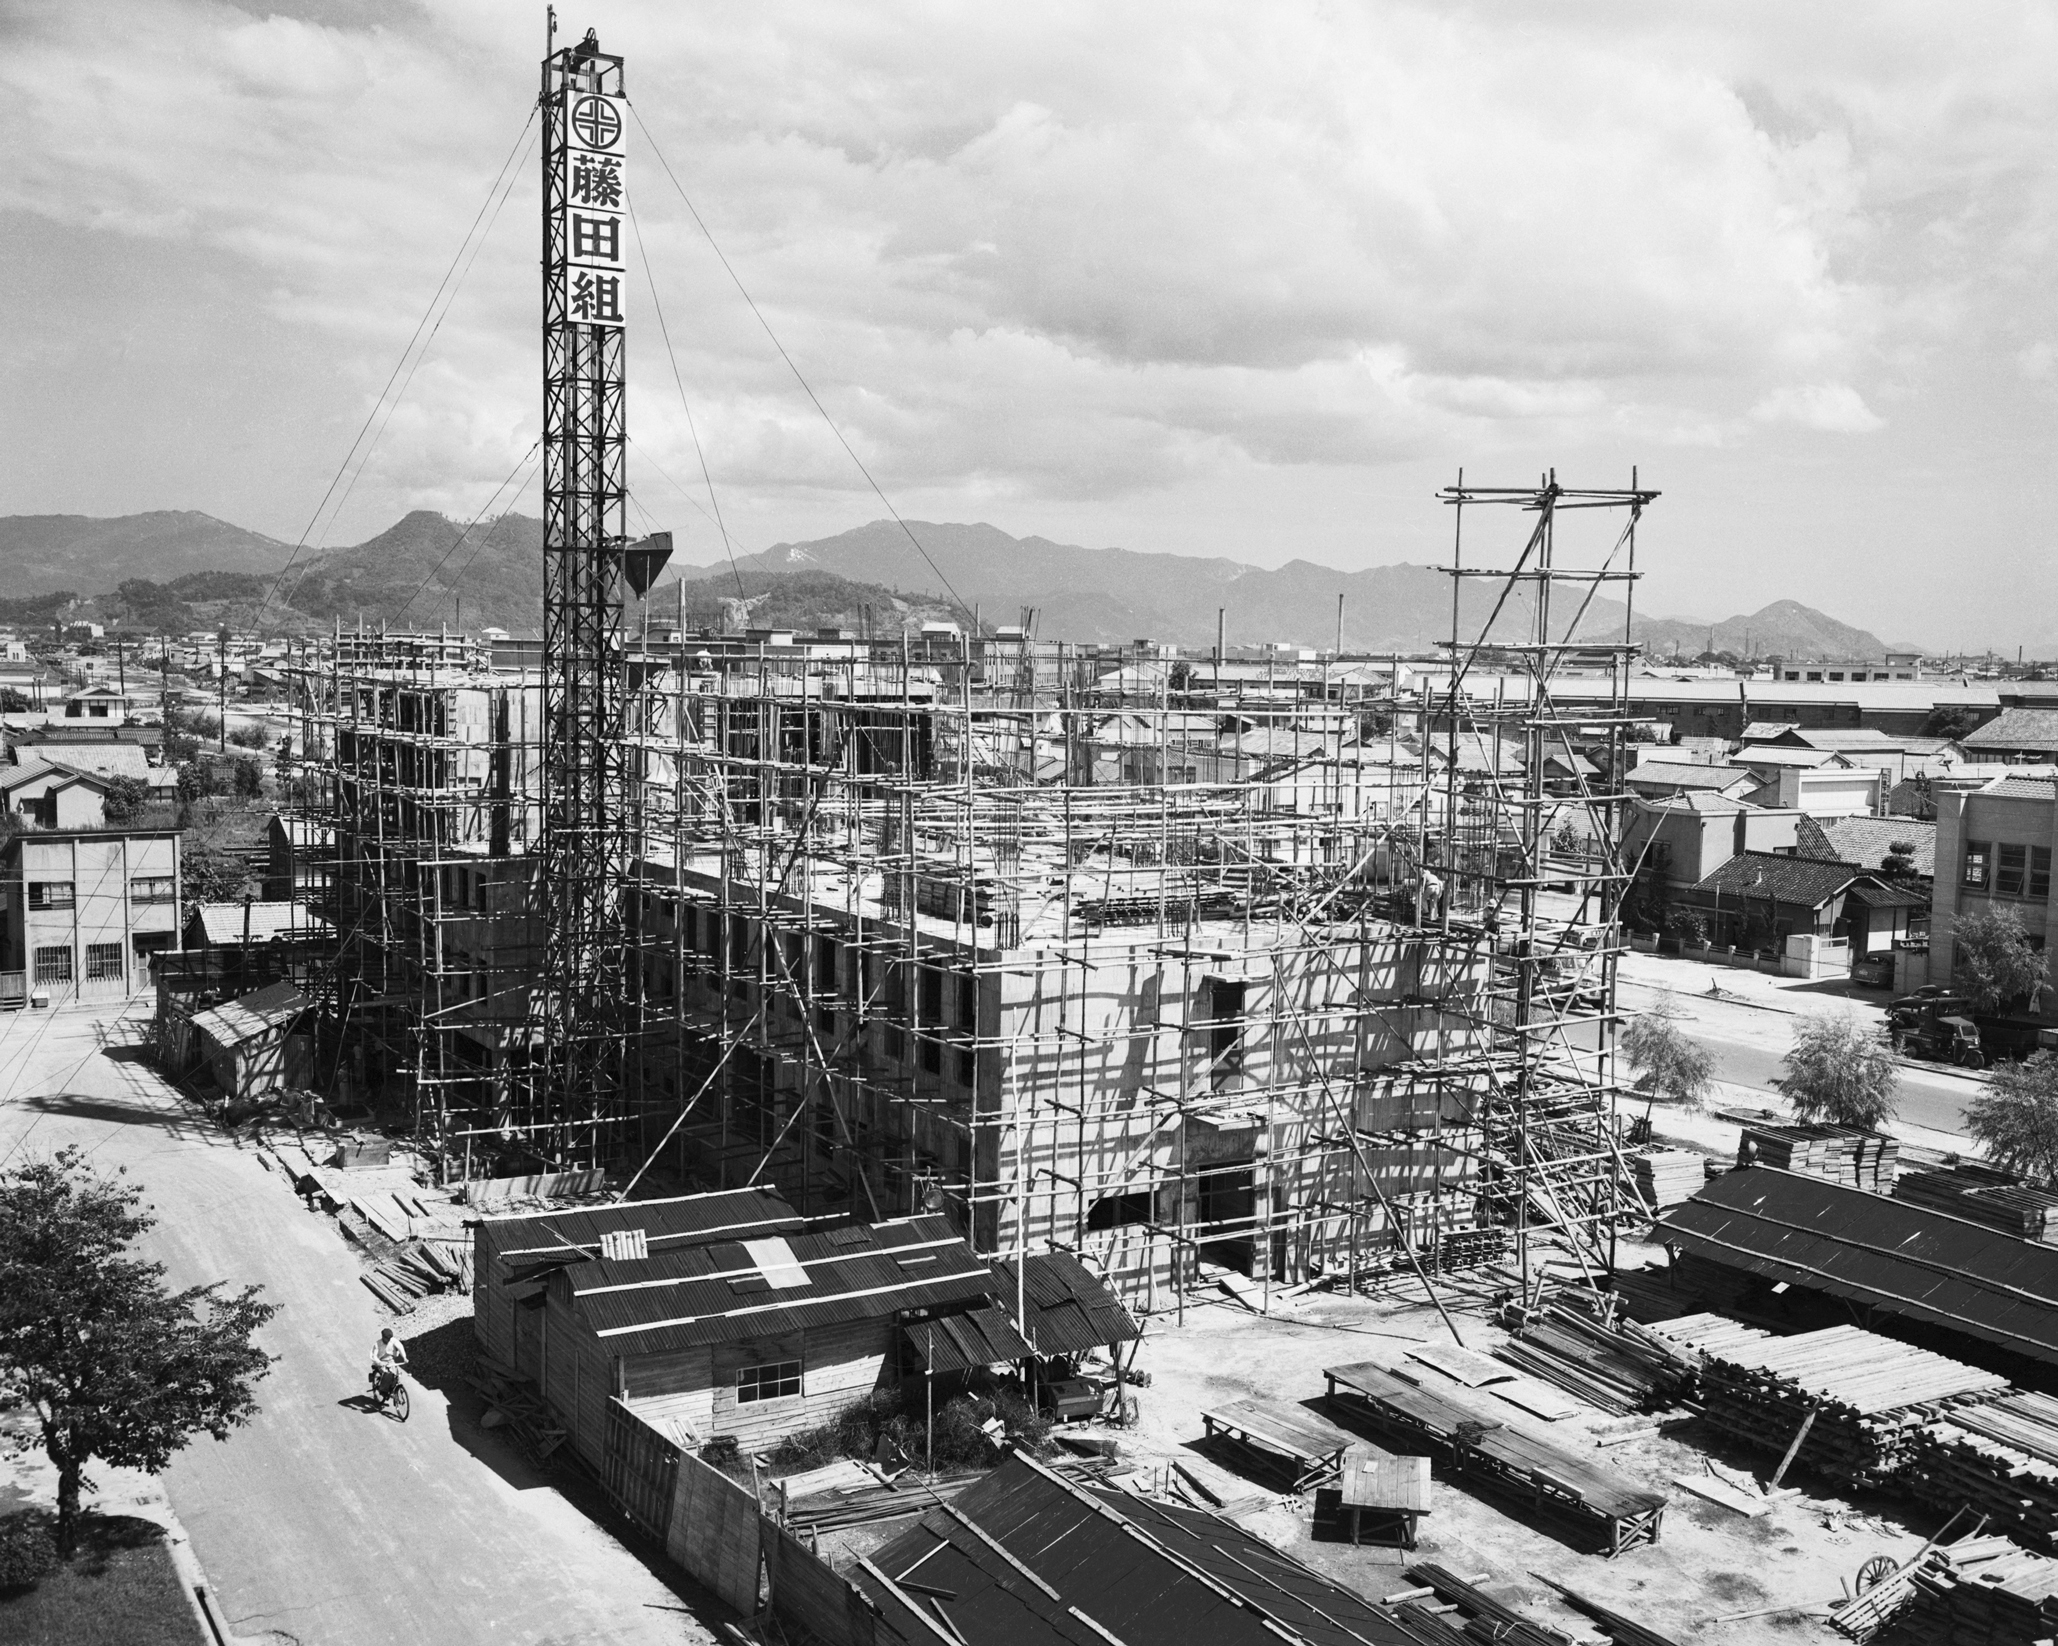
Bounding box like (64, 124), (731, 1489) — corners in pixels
(361, 1239), (472, 1313)
(1649, 1318), (2008, 1485)
(1903, 1390), (2058, 1552)
(781, 1454), (1118, 1536)
(1895, 1166), (2058, 1242)
(1493, 1295), (1677, 1417)
(1625, 1149), (1706, 1212)
(1895, 1535), (2058, 1646)
(1738, 1123), (1898, 1189)
(466, 1354), (570, 1463)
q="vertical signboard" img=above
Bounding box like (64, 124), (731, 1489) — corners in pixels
(561, 89), (627, 327)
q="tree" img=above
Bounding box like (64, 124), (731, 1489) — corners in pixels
(182, 843), (252, 903)
(99, 775), (151, 826)
(1881, 840), (1919, 881)
(1954, 905), (2052, 1016)
(1780, 1009), (1899, 1129)
(0, 686), (29, 713)
(230, 755), (264, 799)
(0, 1148), (276, 1554)
(1622, 1014), (1717, 1114)
(1923, 705), (1979, 740)
(1967, 1053), (2058, 1185)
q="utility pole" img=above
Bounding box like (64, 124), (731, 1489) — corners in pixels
(217, 627), (227, 752)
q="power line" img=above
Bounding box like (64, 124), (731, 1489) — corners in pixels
(386, 441), (544, 627)
(625, 101), (977, 627)
(626, 196), (748, 603)
(254, 103), (540, 635)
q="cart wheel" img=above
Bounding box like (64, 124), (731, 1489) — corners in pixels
(1855, 1555), (1897, 1594)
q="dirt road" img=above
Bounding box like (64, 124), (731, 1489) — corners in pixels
(0, 1002), (712, 1646)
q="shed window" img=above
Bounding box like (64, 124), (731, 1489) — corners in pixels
(2000, 844), (2028, 897)
(735, 1360), (802, 1403)
(1964, 840), (1991, 889)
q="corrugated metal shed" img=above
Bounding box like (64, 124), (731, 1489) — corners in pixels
(902, 1305), (1036, 1374)
(474, 1185), (803, 1278)
(557, 1214), (1000, 1353)
(993, 1252), (1141, 1355)
(1658, 1166), (2058, 1364)
(863, 1454), (1419, 1646)
(187, 982), (306, 1049)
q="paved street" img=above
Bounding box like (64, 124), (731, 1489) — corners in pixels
(0, 1002), (713, 1646)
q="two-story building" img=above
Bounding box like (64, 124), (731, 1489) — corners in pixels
(0, 829), (182, 1007)
(1929, 773), (2058, 1020)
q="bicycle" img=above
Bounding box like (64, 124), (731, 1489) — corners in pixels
(368, 1364), (411, 1423)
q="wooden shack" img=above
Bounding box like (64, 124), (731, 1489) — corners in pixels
(472, 1191), (1008, 1463)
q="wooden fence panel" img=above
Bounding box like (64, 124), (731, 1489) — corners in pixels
(666, 1450), (761, 1615)
(764, 1519), (865, 1646)
(603, 1398), (681, 1541)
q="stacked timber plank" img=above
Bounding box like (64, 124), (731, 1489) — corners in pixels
(1895, 1166), (2058, 1242)
(1402, 1565), (1572, 1646)
(1493, 1296), (1676, 1417)
(361, 1239), (472, 1313)
(1894, 1535), (2058, 1646)
(780, 1455), (1117, 1535)
(1324, 1360), (1667, 1556)
(1737, 1124), (1898, 1188)
(1687, 1324), (2007, 1485)
(467, 1355), (571, 1462)
(1903, 1391), (2058, 1553)
(1625, 1149), (1707, 1212)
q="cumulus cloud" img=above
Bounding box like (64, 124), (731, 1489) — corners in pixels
(0, 0), (2051, 562)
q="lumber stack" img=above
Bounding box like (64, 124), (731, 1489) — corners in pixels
(1625, 1149), (1707, 1212)
(1895, 1167), (2058, 1242)
(466, 1356), (571, 1462)
(1402, 1565), (1572, 1646)
(1737, 1123), (1898, 1189)
(1895, 1535), (2058, 1646)
(1493, 1296), (1676, 1417)
(1688, 1324), (2007, 1485)
(361, 1237), (472, 1313)
(1903, 1391), (2058, 1553)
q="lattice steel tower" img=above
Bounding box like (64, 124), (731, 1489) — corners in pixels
(535, 35), (634, 1164)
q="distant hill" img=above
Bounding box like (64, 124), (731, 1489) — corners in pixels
(0, 509), (1914, 659)
(0, 511), (291, 594)
(689, 520), (1637, 651)
(280, 511), (547, 632)
(1633, 600), (1891, 662)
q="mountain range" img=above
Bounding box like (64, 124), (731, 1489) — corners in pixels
(0, 508), (1902, 659)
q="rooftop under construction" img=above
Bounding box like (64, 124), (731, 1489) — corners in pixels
(273, 28), (1664, 1317)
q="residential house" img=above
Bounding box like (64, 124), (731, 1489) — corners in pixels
(0, 763), (116, 830)
(1623, 761), (1756, 802)
(1808, 816), (1937, 888)
(1670, 851), (1894, 953)
(1930, 773), (2058, 1022)
(1746, 762), (1887, 819)
(1622, 794), (1805, 890)
(48, 683), (131, 726)
(0, 829), (181, 1007)
(1961, 709), (2058, 764)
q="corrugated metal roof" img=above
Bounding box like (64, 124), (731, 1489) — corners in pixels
(473, 1185), (803, 1274)
(864, 1455), (1419, 1646)
(993, 1252), (1141, 1354)
(1658, 1167), (2058, 1365)
(559, 1215), (999, 1353)
(903, 1305), (1036, 1373)
(190, 902), (329, 945)
(188, 982), (306, 1048)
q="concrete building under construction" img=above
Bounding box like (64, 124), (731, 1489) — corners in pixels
(288, 475), (1659, 1316)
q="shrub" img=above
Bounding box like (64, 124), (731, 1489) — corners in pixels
(0, 1510), (59, 1592)
(767, 1384), (1053, 1473)
(1781, 1009), (1899, 1129)
(227, 723), (272, 750)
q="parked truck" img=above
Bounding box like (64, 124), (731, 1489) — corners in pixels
(1887, 988), (1985, 1069)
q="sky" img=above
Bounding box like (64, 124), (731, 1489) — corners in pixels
(3, 1), (2057, 650)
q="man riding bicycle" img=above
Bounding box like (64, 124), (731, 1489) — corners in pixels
(368, 1325), (409, 1402)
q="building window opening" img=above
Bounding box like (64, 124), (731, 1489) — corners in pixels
(84, 943), (123, 981)
(735, 1360), (802, 1403)
(1964, 841), (1992, 889)
(33, 946), (73, 985)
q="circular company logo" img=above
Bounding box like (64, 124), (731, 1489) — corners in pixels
(570, 95), (621, 151)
